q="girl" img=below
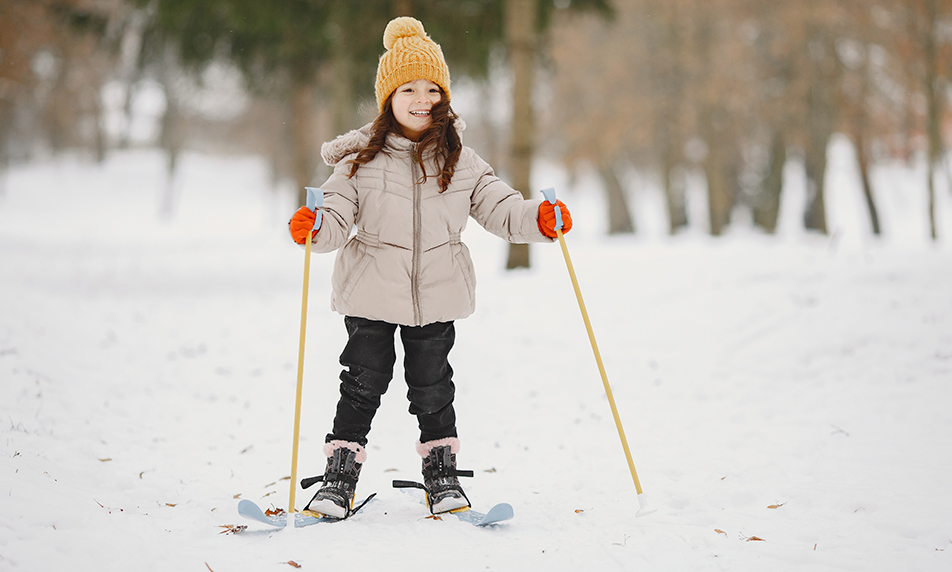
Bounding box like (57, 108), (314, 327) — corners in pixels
(288, 16), (572, 518)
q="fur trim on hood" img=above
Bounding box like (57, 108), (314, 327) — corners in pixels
(320, 120), (467, 167)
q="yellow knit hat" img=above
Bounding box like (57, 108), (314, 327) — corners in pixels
(374, 17), (451, 112)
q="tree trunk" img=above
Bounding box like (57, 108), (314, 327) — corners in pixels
(661, 156), (688, 234)
(703, 149), (733, 236)
(505, 0), (536, 270)
(158, 46), (182, 220)
(853, 128), (881, 236)
(803, 77), (832, 234)
(753, 130), (785, 233)
(599, 160), (634, 234)
(924, 0), (941, 240)
(701, 109), (735, 236)
(803, 29), (836, 235)
(802, 126), (829, 234)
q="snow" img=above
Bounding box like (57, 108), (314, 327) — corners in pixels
(2, 143), (951, 571)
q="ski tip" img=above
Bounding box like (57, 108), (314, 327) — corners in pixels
(484, 502), (513, 522)
(470, 502), (513, 526)
(237, 498), (258, 514)
(237, 499), (287, 527)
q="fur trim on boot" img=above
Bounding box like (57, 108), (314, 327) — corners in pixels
(324, 440), (367, 463)
(416, 437), (460, 458)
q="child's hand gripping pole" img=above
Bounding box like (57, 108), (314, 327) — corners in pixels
(288, 187), (323, 521)
(540, 188), (655, 517)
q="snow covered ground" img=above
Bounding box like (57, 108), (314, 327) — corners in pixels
(2, 143), (951, 571)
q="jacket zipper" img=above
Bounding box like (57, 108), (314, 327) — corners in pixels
(410, 144), (423, 325)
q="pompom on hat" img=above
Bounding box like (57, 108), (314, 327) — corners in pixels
(374, 17), (451, 112)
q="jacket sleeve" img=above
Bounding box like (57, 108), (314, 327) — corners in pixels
(467, 149), (553, 244)
(309, 158), (360, 253)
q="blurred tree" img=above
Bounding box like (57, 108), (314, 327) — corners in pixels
(902, 0), (952, 240)
(547, 0), (946, 238)
(0, 0), (126, 170)
(835, 1), (893, 236)
(504, 0), (537, 268)
(643, 0), (691, 234)
(548, 3), (647, 236)
(689, 0), (751, 236)
(140, 0), (392, 206)
(744, 0), (803, 234)
(0, 1), (45, 177)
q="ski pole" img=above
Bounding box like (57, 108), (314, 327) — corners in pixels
(288, 187), (324, 519)
(540, 188), (655, 517)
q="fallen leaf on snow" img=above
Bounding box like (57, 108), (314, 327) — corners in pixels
(166, 503), (177, 507)
(745, 536), (766, 542)
(767, 502), (786, 509)
(219, 524), (247, 535)
(575, 509), (585, 514)
(284, 561), (302, 569)
(94, 499), (124, 514)
(265, 507), (287, 517)
(714, 529), (727, 537)
(424, 515), (443, 521)
(98, 458), (112, 462)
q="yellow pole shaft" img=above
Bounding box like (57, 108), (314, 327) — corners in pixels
(288, 230), (313, 513)
(555, 229), (644, 495)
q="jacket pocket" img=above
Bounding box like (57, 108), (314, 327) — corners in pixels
(334, 239), (374, 303)
(453, 242), (476, 306)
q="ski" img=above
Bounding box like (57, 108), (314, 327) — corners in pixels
(392, 479), (513, 527)
(237, 495), (511, 529)
(237, 495), (375, 528)
(445, 503), (514, 527)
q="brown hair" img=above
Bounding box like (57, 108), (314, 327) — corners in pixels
(348, 90), (461, 193)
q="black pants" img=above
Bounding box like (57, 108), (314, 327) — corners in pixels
(326, 316), (458, 447)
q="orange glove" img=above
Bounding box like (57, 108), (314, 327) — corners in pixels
(289, 206), (318, 244)
(538, 200), (573, 238)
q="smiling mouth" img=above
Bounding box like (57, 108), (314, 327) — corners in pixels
(409, 110), (431, 117)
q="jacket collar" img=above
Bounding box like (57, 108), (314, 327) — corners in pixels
(320, 119), (466, 167)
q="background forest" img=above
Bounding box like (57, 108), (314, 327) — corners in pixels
(3, 3), (952, 570)
(2, 0), (952, 253)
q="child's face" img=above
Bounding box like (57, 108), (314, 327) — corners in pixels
(391, 79), (442, 141)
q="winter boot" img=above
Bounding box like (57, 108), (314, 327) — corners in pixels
(304, 441), (365, 519)
(418, 438), (472, 514)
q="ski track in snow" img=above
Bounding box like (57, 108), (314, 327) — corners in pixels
(1, 147), (951, 571)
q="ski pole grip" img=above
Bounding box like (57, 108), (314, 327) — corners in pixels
(540, 187), (563, 231)
(305, 186), (323, 231)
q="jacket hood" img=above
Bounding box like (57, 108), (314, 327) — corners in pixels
(320, 119), (467, 167)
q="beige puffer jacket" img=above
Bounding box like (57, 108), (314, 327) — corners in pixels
(312, 122), (551, 327)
